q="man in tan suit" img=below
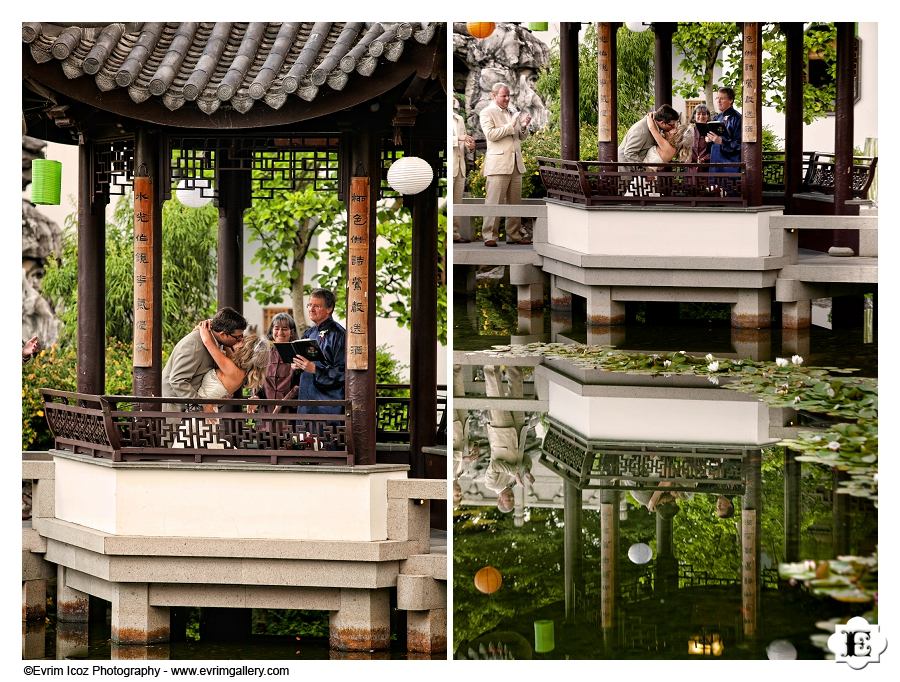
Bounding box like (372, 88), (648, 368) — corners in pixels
(452, 98), (476, 243)
(161, 306), (247, 412)
(479, 82), (531, 247)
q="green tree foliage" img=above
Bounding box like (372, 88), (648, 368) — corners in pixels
(674, 22), (841, 125)
(313, 200), (448, 346)
(243, 186), (342, 333)
(42, 193), (219, 348)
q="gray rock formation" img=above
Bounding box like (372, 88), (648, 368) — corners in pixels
(22, 136), (61, 345)
(453, 23), (550, 140)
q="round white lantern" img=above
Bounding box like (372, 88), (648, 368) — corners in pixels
(175, 178), (213, 208)
(766, 639), (797, 660)
(625, 22), (651, 33)
(386, 156), (434, 195)
(627, 542), (653, 565)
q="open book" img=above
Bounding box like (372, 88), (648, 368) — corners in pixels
(274, 339), (323, 364)
(695, 121), (727, 137)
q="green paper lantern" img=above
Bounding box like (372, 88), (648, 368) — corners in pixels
(528, 22), (548, 32)
(31, 159), (62, 205)
(534, 619), (555, 653)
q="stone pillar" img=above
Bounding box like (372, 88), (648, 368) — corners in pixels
(586, 286), (625, 326)
(550, 283), (572, 311)
(330, 588), (391, 651)
(55, 622), (89, 660)
(781, 299), (811, 329)
(516, 309), (545, 336)
(110, 583), (170, 645)
(111, 643), (170, 660)
(563, 480), (582, 624)
(587, 326), (626, 347)
(731, 289), (771, 329)
(407, 608), (447, 654)
(731, 328), (771, 361)
(23, 579), (46, 622)
(23, 622), (46, 659)
(77, 138), (108, 394)
(57, 566), (89, 623)
(511, 263), (544, 310)
(782, 328), (811, 359)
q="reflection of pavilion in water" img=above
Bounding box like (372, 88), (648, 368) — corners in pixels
(455, 354), (859, 655)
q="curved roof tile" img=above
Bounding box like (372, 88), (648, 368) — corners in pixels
(23, 21), (439, 115)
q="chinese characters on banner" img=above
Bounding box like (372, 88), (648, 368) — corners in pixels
(597, 23), (613, 143)
(347, 177), (369, 370)
(742, 23), (758, 143)
(133, 176), (153, 367)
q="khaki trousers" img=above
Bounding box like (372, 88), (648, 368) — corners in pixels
(452, 170), (465, 240)
(483, 171), (525, 242)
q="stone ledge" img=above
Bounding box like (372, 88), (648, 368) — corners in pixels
(35, 517), (421, 561)
(396, 574), (446, 611)
(401, 554), (447, 581)
(23, 458), (55, 480)
(23, 527), (47, 553)
(387, 479), (446, 500)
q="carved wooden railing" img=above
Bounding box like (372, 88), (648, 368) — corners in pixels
(375, 384), (447, 443)
(42, 390), (353, 465)
(537, 157), (746, 207)
(762, 151), (877, 198)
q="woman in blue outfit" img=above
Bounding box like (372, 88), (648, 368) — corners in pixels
(292, 288), (346, 415)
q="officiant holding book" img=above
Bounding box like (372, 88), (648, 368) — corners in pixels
(294, 288), (346, 415)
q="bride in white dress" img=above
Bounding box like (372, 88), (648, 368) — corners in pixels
(642, 112), (690, 167)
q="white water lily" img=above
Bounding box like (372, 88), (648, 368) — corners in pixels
(791, 355), (804, 365)
(734, 359), (743, 366)
(679, 350), (686, 355)
(827, 441), (841, 451)
(707, 361), (720, 372)
(793, 396), (801, 404)
(708, 375), (720, 385)
(663, 359), (672, 368)
(705, 353), (715, 362)
(826, 387), (836, 398)
(775, 357), (789, 367)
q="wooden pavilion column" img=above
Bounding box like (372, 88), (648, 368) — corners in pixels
(77, 137), (108, 394)
(216, 155), (250, 313)
(741, 450), (762, 638)
(347, 130), (378, 466)
(596, 23), (618, 162)
(560, 22), (580, 160)
(408, 137), (440, 479)
(783, 23), (805, 205)
(741, 22), (764, 206)
(832, 23), (856, 253)
(653, 22), (675, 108)
(132, 128), (163, 397)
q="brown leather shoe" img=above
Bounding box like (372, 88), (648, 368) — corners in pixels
(483, 240), (498, 247)
(453, 237), (471, 243)
(507, 239), (533, 245)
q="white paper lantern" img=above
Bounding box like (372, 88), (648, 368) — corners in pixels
(625, 22), (651, 33)
(627, 542), (653, 564)
(766, 639), (797, 660)
(175, 178), (213, 208)
(386, 156), (434, 195)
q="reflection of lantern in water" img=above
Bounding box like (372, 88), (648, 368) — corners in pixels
(474, 566), (502, 594)
(466, 23), (496, 39)
(766, 639), (797, 660)
(628, 543), (653, 565)
(688, 632), (724, 656)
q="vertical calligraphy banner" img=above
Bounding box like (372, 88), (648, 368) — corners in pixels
(597, 23), (613, 143)
(742, 22), (759, 143)
(347, 177), (369, 370)
(133, 176), (153, 367)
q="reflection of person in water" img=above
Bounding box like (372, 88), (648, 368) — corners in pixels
(630, 482), (692, 515)
(482, 365), (535, 513)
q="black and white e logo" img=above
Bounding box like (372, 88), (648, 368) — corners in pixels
(828, 616), (887, 670)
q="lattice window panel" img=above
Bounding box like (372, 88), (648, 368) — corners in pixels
(94, 138), (134, 199)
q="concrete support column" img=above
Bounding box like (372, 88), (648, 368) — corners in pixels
(731, 289), (771, 329)
(407, 608), (447, 654)
(510, 264), (544, 310)
(586, 286), (625, 326)
(23, 622), (46, 659)
(329, 588), (391, 651)
(387, 496), (430, 554)
(111, 643), (170, 660)
(516, 309), (544, 336)
(550, 283), (572, 311)
(587, 326), (626, 347)
(55, 622), (89, 660)
(110, 582), (170, 644)
(23, 579), (46, 622)
(782, 328), (811, 359)
(782, 300), (811, 329)
(57, 566), (89, 623)
(551, 311), (573, 341)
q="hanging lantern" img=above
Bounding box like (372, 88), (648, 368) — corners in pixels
(467, 22), (496, 39)
(534, 620), (555, 653)
(527, 23), (548, 32)
(474, 566), (502, 594)
(175, 178), (213, 208)
(627, 542), (653, 564)
(625, 22), (651, 32)
(766, 639), (797, 660)
(386, 156), (433, 195)
(31, 159), (62, 205)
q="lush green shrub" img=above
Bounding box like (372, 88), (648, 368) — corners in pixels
(22, 341), (135, 450)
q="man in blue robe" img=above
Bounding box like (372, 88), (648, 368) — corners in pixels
(292, 288), (346, 415)
(705, 86), (743, 187)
